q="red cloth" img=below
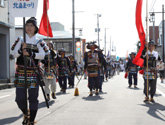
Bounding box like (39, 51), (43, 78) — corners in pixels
(139, 70), (144, 74)
(39, 0), (53, 37)
(124, 72), (128, 79)
(132, 0), (145, 67)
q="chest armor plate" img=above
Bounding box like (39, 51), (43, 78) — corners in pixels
(87, 52), (99, 66)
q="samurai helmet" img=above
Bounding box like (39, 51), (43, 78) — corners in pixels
(86, 41), (98, 49)
(149, 40), (156, 46)
(58, 48), (66, 52)
(129, 52), (136, 56)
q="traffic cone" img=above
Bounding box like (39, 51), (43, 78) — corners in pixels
(74, 87), (79, 96)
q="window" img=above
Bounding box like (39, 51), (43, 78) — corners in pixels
(0, 0), (5, 7)
(54, 41), (72, 53)
(159, 35), (162, 45)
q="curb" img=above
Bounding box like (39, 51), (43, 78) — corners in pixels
(0, 83), (14, 90)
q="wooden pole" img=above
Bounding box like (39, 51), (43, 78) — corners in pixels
(146, 0), (149, 98)
(72, 0), (75, 57)
(23, 17), (28, 115)
(46, 0), (50, 74)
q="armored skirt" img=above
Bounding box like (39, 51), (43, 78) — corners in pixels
(15, 65), (39, 88)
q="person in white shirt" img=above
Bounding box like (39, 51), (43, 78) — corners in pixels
(11, 17), (47, 125)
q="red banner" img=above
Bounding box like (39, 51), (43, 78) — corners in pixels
(39, 0), (53, 37)
(132, 0), (146, 67)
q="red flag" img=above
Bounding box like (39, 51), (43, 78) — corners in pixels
(132, 0), (146, 67)
(124, 72), (128, 79)
(39, 0), (53, 37)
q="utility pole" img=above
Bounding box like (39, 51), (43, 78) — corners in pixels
(104, 28), (106, 56)
(96, 14), (101, 48)
(72, 0), (75, 57)
(110, 36), (111, 56)
(163, 5), (164, 62)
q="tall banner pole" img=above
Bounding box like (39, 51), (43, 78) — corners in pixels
(46, 0), (51, 74)
(146, 0), (149, 98)
(23, 17), (28, 116)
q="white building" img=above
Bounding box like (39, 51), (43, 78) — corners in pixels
(0, 0), (15, 83)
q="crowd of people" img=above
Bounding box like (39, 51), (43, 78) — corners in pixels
(11, 17), (125, 125)
(11, 17), (165, 125)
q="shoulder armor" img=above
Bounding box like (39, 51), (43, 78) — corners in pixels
(38, 39), (49, 53)
(11, 37), (22, 50)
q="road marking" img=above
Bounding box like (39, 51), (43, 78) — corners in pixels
(0, 95), (11, 99)
(157, 89), (165, 98)
(41, 112), (51, 118)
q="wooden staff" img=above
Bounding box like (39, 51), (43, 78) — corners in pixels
(46, 0), (51, 74)
(146, 0), (149, 98)
(23, 17), (28, 115)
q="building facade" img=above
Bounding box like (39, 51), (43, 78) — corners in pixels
(15, 22), (83, 63)
(158, 20), (165, 60)
(0, 0), (15, 83)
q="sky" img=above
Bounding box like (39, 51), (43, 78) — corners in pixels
(15, 0), (165, 57)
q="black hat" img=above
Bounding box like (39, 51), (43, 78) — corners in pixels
(86, 41), (98, 49)
(129, 52), (136, 56)
(149, 40), (156, 46)
(58, 48), (65, 52)
(26, 17), (38, 34)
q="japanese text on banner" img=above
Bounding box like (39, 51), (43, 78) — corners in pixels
(9, 0), (38, 17)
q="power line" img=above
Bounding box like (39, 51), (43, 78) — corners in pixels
(150, 0), (157, 12)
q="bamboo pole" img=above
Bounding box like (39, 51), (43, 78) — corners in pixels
(23, 17), (28, 116)
(146, 0), (149, 98)
(46, 0), (50, 74)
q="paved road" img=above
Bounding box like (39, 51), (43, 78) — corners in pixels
(0, 72), (165, 125)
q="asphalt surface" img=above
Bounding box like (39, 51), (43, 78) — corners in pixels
(0, 72), (165, 125)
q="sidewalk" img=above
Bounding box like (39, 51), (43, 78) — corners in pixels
(0, 83), (14, 90)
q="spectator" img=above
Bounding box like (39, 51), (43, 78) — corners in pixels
(157, 60), (165, 83)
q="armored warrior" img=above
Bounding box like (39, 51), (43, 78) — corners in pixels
(115, 60), (120, 75)
(68, 54), (78, 88)
(98, 49), (107, 92)
(143, 40), (159, 103)
(125, 52), (138, 88)
(106, 57), (111, 80)
(84, 41), (105, 96)
(111, 60), (116, 77)
(11, 17), (47, 125)
(56, 48), (71, 93)
(42, 42), (57, 101)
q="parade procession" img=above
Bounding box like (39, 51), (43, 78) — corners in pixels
(0, 0), (165, 125)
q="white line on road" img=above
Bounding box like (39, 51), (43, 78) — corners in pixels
(0, 95), (11, 99)
(157, 89), (165, 98)
(41, 112), (51, 118)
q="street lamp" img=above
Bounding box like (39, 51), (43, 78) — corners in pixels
(79, 29), (83, 36)
(95, 14), (101, 48)
(149, 12), (155, 42)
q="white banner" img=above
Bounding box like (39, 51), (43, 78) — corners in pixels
(9, 0), (38, 17)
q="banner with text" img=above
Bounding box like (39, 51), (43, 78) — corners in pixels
(9, 0), (38, 17)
